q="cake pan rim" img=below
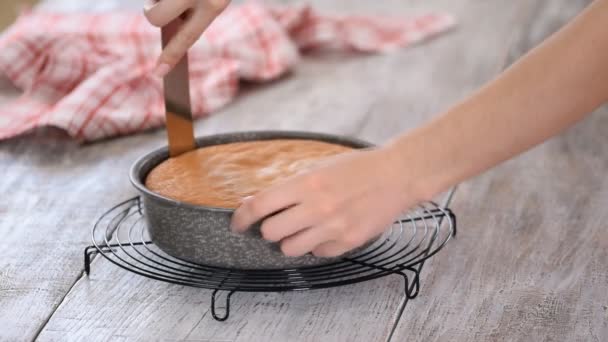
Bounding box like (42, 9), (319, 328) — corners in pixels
(129, 130), (374, 212)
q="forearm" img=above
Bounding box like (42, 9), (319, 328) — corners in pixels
(389, 0), (608, 200)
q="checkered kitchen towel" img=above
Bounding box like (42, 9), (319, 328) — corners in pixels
(0, 2), (454, 142)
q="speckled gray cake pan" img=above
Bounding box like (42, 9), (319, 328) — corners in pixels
(130, 131), (375, 270)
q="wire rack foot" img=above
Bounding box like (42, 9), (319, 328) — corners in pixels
(343, 258), (421, 299)
(211, 290), (236, 321)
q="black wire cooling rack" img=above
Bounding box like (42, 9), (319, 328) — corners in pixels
(84, 197), (456, 321)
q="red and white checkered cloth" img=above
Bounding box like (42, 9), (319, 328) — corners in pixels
(0, 2), (454, 142)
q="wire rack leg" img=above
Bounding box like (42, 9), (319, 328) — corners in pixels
(399, 267), (421, 299)
(391, 268), (420, 300)
(211, 290), (236, 322)
(84, 246), (98, 276)
(84, 242), (153, 276)
(448, 210), (457, 237)
(344, 258), (422, 299)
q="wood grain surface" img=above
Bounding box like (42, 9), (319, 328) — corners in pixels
(0, 0), (602, 341)
(392, 1), (608, 341)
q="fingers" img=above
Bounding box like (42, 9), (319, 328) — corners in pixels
(259, 204), (318, 242)
(312, 222), (373, 257)
(148, 0), (231, 77)
(279, 216), (365, 257)
(231, 184), (300, 233)
(280, 227), (333, 257)
(144, 0), (194, 27)
(154, 10), (210, 75)
(312, 241), (351, 258)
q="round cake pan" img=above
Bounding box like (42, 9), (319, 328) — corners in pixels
(130, 130), (374, 270)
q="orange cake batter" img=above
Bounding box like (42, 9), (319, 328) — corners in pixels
(145, 139), (353, 208)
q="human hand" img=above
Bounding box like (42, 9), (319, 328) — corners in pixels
(230, 146), (426, 258)
(144, 0), (230, 77)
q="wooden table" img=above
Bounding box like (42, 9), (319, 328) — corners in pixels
(0, 0), (38, 30)
(1, 1), (607, 341)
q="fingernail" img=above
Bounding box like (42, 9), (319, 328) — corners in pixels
(144, 0), (157, 11)
(153, 63), (171, 78)
(240, 196), (253, 203)
(231, 196), (252, 232)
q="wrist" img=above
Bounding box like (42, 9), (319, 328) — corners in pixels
(382, 126), (455, 204)
(380, 139), (440, 205)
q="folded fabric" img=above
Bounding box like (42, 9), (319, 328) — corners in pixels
(0, 2), (454, 142)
